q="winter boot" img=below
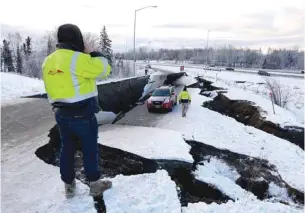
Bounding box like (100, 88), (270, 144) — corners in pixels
(89, 180), (112, 197)
(65, 179), (76, 198)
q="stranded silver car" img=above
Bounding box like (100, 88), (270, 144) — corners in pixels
(147, 86), (177, 112)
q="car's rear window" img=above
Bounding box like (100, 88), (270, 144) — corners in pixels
(152, 89), (170, 96)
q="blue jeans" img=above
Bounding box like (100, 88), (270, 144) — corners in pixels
(55, 113), (100, 184)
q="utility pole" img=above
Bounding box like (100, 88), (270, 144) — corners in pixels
(206, 30), (210, 66)
(133, 5), (158, 76)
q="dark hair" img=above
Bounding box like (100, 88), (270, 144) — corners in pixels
(57, 24), (85, 52)
(183, 86), (187, 91)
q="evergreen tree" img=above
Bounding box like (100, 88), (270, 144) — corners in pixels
(16, 46), (23, 74)
(99, 26), (113, 65)
(25, 36), (32, 59)
(262, 58), (268, 69)
(0, 45), (3, 72)
(2, 39), (14, 72)
(47, 36), (53, 55)
(22, 43), (27, 56)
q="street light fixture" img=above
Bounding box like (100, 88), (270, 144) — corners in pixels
(133, 5), (158, 76)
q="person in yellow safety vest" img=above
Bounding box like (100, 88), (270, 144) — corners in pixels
(178, 86), (191, 117)
(42, 24), (112, 198)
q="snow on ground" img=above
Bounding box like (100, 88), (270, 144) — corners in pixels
(182, 199), (303, 213)
(1, 72), (45, 105)
(103, 170), (181, 213)
(153, 88), (304, 191)
(151, 65), (304, 124)
(193, 157), (255, 200)
(195, 69), (304, 125)
(268, 182), (292, 203)
(2, 134), (96, 213)
(95, 111), (117, 125)
(98, 124), (193, 163)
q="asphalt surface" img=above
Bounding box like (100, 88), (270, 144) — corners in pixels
(1, 98), (55, 151)
(1, 85), (183, 151)
(149, 63), (304, 79)
(117, 85), (184, 127)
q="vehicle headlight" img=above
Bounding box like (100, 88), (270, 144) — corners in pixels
(164, 98), (170, 104)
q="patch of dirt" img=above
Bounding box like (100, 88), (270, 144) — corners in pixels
(186, 140), (304, 205)
(202, 93), (304, 150)
(195, 77), (224, 91)
(236, 177), (269, 199)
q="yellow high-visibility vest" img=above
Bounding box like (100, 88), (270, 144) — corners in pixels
(179, 91), (191, 101)
(42, 49), (111, 103)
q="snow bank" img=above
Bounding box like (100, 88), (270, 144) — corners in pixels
(174, 75), (197, 86)
(194, 157), (254, 200)
(2, 134), (96, 213)
(98, 124), (193, 163)
(103, 170), (181, 213)
(95, 111), (117, 125)
(182, 199), (303, 213)
(154, 88), (304, 191)
(268, 182), (291, 202)
(1, 72), (45, 105)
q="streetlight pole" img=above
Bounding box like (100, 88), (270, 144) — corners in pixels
(147, 40), (152, 65)
(133, 5), (157, 76)
(206, 30), (210, 65)
(147, 40), (158, 65)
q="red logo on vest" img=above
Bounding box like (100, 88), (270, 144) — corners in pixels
(48, 69), (64, 75)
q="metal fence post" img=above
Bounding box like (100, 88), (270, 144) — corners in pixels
(269, 92), (275, 114)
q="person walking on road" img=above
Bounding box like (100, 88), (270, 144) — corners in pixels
(178, 87), (191, 117)
(42, 24), (112, 198)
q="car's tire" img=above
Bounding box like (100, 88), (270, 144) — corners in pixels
(169, 102), (173, 112)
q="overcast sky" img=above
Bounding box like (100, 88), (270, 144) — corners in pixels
(0, 0), (304, 52)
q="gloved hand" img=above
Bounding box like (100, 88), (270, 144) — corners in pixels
(90, 52), (112, 62)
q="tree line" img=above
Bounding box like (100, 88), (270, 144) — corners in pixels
(119, 46), (304, 70)
(0, 26), (114, 78)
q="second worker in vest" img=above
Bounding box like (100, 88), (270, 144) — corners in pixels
(178, 87), (192, 117)
(42, 24), (112, 198)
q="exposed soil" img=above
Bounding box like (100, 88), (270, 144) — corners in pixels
(202, 94), (304, 150)
(186, 140), (304, 204)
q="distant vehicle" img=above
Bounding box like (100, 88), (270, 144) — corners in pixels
(258, 70), (270, 76)
(147, 86), (177, 112)
(209, 65), (215, 67)
(203, 66), (221, 71)
(225, 67), (234, 71)
(301, 70), (304, 74)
